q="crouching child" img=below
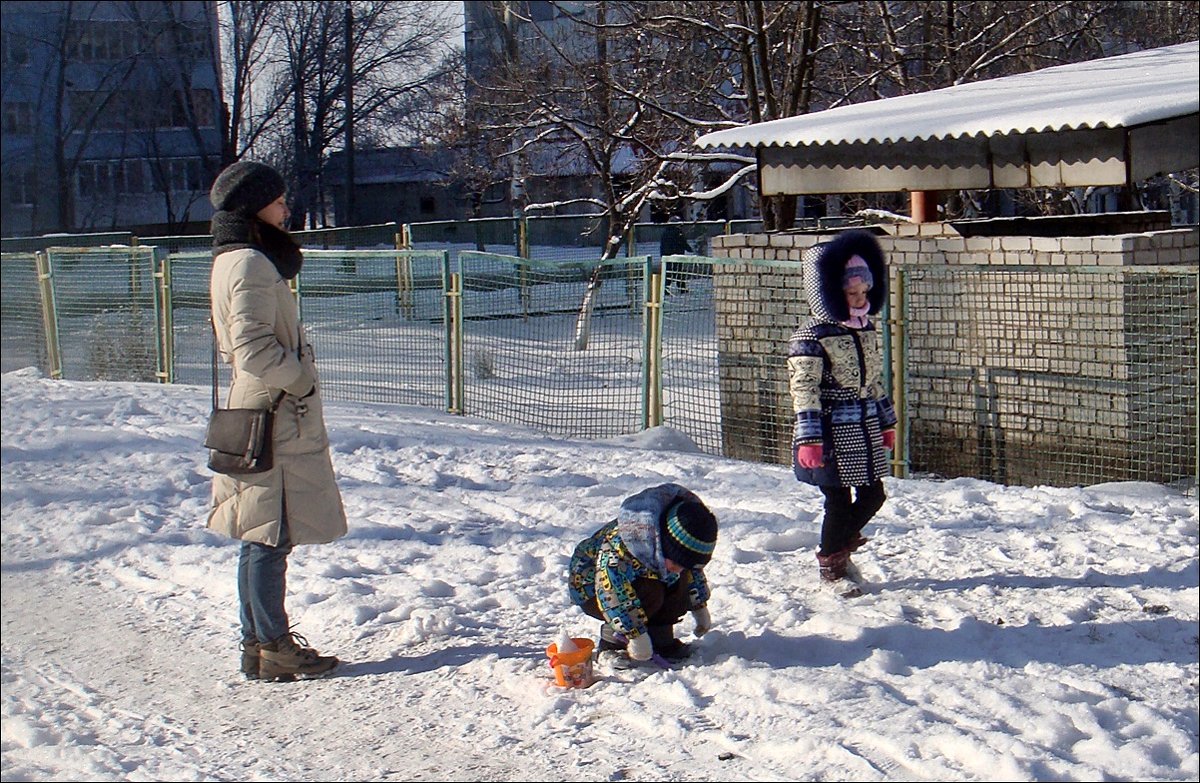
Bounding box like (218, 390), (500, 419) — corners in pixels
(568, 483), (718, 667)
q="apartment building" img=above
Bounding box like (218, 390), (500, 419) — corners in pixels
(1, 0), (224, 236)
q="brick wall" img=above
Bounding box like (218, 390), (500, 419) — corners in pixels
(708, 219), (1199, 486)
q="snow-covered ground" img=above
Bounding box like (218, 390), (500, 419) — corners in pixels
(2, 368), (1197, 781)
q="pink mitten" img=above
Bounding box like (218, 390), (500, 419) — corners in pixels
(795, 443), (824, 469)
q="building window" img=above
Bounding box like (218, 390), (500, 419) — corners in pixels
(419, 196), (437, 214)
(124, 159), (146, 194)
(143, 21), (212, 58)
(3, 102), (34, 134)
(2, 29), (31, 66)
(4, 168), (35, 206)
(149, 157), (204, 193)
(67, 20), (211, 62)
(68, 21), (137, 62)
(69, 89), (216, 131)
(77, 157), (204, 198)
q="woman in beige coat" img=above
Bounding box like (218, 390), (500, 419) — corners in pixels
(208, 160), (347, 682)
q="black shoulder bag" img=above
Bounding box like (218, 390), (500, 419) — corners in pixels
(204, 323), (283, 475)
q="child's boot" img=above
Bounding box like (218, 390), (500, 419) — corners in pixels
(817, 549), (862, 597)
(648, 624), (691, 662)
(817, 549), (850, 582)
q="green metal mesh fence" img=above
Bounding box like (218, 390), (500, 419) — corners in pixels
(456, 251), (648, 437)
(1, 231), (133, 254)
(708, 256), (809, 468)
(2, 223), (1195, 491)
(293, 223), (403, 250)
(137, 234), (212, 254)
(900, 265), (1198, 487)
(526, 215), (605, 263)
(408, 218), (520, 267)
(41, 247), (162, 383)
(659, 255), (723, 455)
(165, 248), (449, 409)
(297, 249), (447, 408)
(166, 250), (222, 388)
(632, 220), (730, 261)
(141, 223), (404, 255)
(0, 253), (53, 376)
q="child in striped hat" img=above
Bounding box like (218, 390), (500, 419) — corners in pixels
(568, 483), (718, 667)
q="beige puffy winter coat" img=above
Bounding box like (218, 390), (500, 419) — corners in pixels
(207, 247), (347, 546)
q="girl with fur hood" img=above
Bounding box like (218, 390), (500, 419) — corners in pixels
(787, 230), (897, 593)
(568, 484), (718, 666)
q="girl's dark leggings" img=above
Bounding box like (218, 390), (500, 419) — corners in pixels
(819, 480), (886, 555)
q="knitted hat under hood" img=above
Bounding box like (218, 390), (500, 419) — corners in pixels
(660, 499), (718, 569)
(801, 229), (887, 323)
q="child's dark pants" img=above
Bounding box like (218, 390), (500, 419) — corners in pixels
(819, 479), (886, 555)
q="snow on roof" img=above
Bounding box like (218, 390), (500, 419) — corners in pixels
(693, 41), (1199, 149)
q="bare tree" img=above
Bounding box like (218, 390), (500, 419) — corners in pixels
(464, 1), (730, 346)
(2, 2), (236, 234)
(650, 1), (827, 230)
(122, 1), (226, 232)
(260, 0), (459, 228)
(218, 0), (287, 164)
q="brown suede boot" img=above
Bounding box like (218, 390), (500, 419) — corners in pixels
(259, 632), (338, 682)
(240, 639), (261, 680)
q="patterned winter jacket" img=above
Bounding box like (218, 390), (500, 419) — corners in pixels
(568, 484), (711, 641)
(788, 231), (897, 488)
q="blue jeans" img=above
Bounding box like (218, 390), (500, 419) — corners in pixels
(238, 516), (293, 644)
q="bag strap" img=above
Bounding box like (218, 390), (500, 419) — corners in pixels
(210, 318), (220, 411)
(210, 318), (285, 413)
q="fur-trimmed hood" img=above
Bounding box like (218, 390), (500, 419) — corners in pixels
(801, 230), (888, 323)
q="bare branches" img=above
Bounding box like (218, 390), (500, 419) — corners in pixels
(218, 0), (459, 227)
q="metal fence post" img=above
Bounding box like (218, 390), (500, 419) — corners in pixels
(890, 266), (909, 478)
(518, 219), (531, 315)
(289, 273), (302, 319)
(642, 256), (663, 429)
(152, 246), (173, 383)
(395, 251), (414, 319)
(34, 250), (63, 380)
(443, 250), (463, 414)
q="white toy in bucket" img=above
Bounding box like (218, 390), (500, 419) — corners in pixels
(545, 629), (594, 688)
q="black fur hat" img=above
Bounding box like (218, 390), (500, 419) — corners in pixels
(209, 161), (286, 215)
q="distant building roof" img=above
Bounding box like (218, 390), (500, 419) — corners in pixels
(693, 42), (1199, 195)
(327, 148), (456, 185)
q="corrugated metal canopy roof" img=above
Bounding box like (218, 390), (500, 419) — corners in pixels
(693, 41), (1199, 149)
